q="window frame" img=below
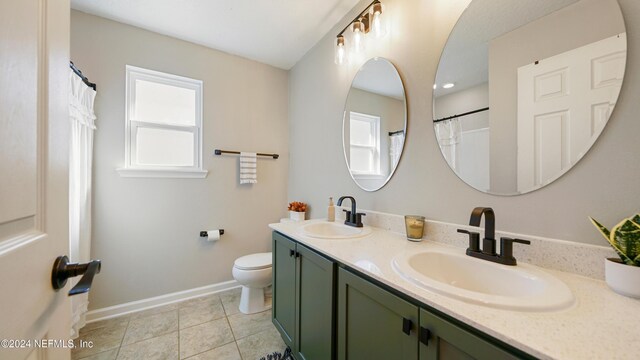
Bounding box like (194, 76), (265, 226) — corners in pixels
(118, 65), (207, 178)
(349, 111), (383, 178)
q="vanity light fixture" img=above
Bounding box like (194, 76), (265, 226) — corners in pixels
(334, 1), (387, 65)
(335, 35), (346, 64)
(351, 19), (365, 54)
(442, 83), (455, 89)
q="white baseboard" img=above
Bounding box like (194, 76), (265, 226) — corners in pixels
(85, 280), (240, 323)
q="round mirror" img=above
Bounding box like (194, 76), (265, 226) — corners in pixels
(343, 58), (407, 192)
(433, 0), (626, 195)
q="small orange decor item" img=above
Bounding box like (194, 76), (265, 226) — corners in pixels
(288, 202), (307, 212)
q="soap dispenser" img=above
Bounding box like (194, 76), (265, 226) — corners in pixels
(328, 197), (335, 222)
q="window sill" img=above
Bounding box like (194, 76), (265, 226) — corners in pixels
(116, 168), (208, 179)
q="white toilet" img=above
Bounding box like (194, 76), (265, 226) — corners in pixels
(232, 252), (273, 314)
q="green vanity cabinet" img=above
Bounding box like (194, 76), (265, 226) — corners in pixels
(337, 268), (419, 360)
(272, 232), (335, 360)
(418, 309), (519, 360)
(272, 232), (297, 348)
(274, 230), (530, 360)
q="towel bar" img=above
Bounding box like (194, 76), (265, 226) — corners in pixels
(214, 149), (279, 159)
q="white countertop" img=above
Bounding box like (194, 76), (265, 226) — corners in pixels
(269, 219), (640, 360)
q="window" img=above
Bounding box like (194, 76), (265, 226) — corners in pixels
(349, 112), (381, 176)
(117, 65), (207, 178)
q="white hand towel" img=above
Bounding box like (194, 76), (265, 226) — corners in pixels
(239, 152), (257, 184)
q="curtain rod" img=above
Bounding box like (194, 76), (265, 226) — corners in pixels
(70, 61), (96, 91)
(433, 107), (489, 123)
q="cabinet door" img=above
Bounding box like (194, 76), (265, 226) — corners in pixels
(272, 232), (297, 348)
(338, 268), (419, 360)
(296, 244), (335, 360)
(419, 309), (519, 360)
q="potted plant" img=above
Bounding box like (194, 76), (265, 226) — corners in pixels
(590, 214), (640, 298)
(288, 201), (307, 222)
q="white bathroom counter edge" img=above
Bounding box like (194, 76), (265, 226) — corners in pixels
(269, 220), (640, 360)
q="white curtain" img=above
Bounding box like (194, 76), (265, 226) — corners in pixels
(389, 132), (404, 168)
(434, 118), (461, 170)
(69, 68), (97, 338)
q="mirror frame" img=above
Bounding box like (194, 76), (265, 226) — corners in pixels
(342, 57), (407, 192)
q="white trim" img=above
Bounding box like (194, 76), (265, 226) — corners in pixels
(85, 280), (240, 323)
(124, 65), (204, 176)
(349, 111), (381, 176)
(116, 168), (208, 179)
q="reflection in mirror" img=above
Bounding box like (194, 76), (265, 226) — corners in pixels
(343, 58), (406, 192)
(433, 0), (626, 195)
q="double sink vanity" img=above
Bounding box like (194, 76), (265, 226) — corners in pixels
(271, 0), (638, 358)
(269, 209), (640, 360)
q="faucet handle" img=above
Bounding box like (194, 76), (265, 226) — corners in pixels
(457, 229), (480, 252)
(499, 237), (531, 265)
(355, 212), (366, 227)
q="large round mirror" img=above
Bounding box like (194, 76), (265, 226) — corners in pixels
(433, 0), (626, 195)
(343, 58), (407, 192)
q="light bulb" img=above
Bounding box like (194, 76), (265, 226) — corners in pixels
(351, 20), (365, 53)
(335, 35), (346, 65)
(370, 1), (387, 38)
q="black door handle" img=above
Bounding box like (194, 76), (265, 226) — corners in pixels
(419, 326), (431, 346)
(402, 318), (412, 335)
(289, 249), (295, 257)
(51, 256), (101, 296)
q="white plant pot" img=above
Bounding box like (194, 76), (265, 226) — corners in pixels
(604, 258), (640, 298)
(289, 211), (306, 222)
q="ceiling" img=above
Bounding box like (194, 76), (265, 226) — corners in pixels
(352, 58), (404, 100)
(70, 0), (361, 70)
(434, 0), (579, 98)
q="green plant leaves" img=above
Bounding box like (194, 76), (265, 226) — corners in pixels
(590, 217), (628, 263)
(611, 217), (640, 266)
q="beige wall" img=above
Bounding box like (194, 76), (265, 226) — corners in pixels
(488, 0), (625, 193)
(434, 82), (489, 132)
(71, 11), (289, 310)
(288, 0), (640, 246)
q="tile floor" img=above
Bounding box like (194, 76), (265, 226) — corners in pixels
(72, 288), (286, 360)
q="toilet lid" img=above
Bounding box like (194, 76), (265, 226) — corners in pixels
(234, 252), (272, 270)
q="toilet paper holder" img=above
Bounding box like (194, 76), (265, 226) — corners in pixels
(200, 229), (224, 237)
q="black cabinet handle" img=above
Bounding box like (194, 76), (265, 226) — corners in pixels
(419, 326), (431, 346)
(51, 255), (101, 296)
(289, 249), (295, 257)
(295, 251), (301, 258)
(402, 318), (412, 335)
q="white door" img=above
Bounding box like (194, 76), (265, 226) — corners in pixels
(517, 33), (626, 191)
(0, 1), (72, 359)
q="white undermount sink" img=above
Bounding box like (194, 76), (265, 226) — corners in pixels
(301, 221), (372, 239)
(392, 248), (575, 312)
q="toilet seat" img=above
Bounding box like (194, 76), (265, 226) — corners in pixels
(234, 252), (272, 270)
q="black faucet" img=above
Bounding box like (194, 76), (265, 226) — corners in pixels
(457, 207), (530, 266)
(336, 196), (366, 228)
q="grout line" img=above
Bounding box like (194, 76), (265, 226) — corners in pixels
(113, 316), (129, 359)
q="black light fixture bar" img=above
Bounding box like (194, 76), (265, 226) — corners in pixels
(337, 0), (379, 37)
